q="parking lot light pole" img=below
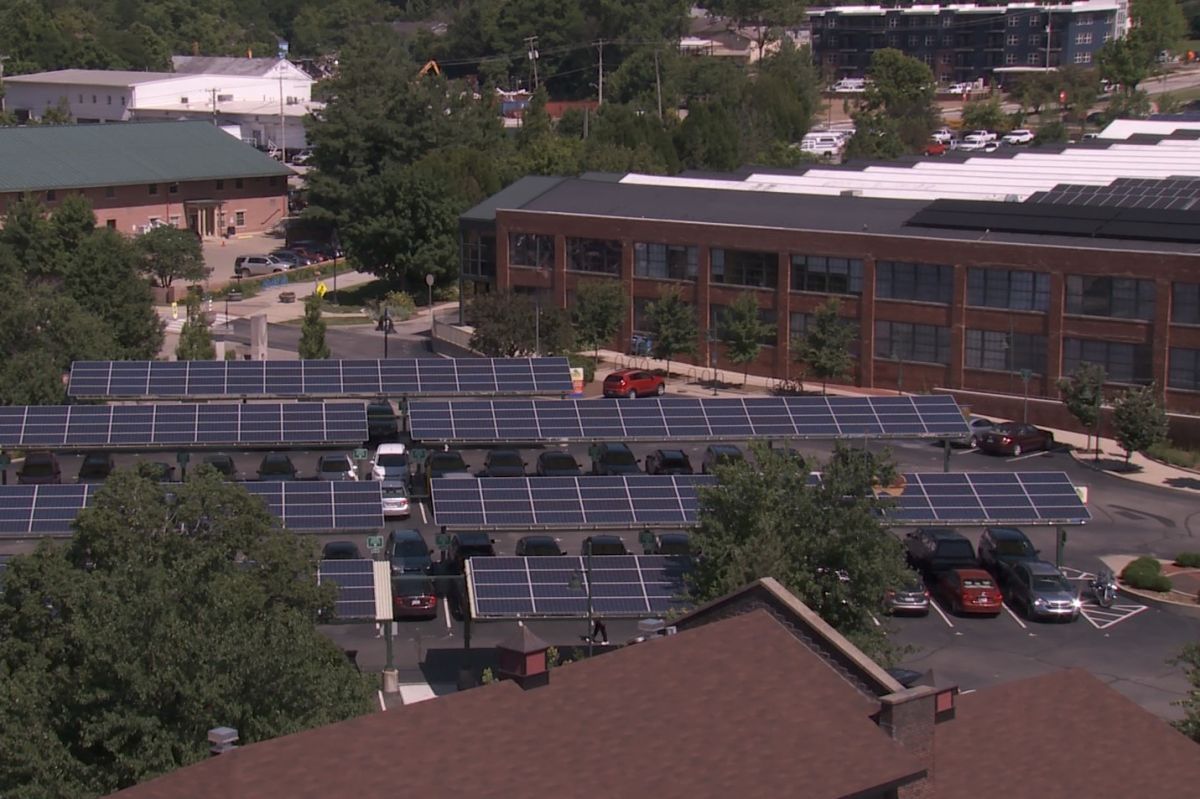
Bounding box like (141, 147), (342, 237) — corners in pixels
(1020, 369), (1033, 423)
(426, 273), (436, 340)
(568, 540), (595, 657)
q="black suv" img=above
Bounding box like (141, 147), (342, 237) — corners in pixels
(480, 449), (526, 477)
(419, 451), (470, 493)
(977, 526), (1039, 586)
(590, 443), (641, 475)
(537, 451), (581, 476)
(446, 532), (497, 574)
(582, 535), (628, 556)
(645, 449), (694, 475)
(77, 452), (115, 483)
(366, 400), (398, 441)
(701, 444), (744, 474)
(257, 452), (298, 481)
(903, 528), (978, 578)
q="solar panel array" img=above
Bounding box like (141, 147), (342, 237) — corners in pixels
(468, 555), (693, 619)
(410, 395), (972, 443)
(1028, 176), (1200, 211)
(432, 475), (716, 529)
(67, 357), (573, 400)
(880, 472), (1090, 526)
(0, 403), (366, 449)
(0, 482), (383, 538)
(317, 559), (381, 621)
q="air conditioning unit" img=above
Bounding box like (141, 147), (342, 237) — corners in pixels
(661, 625), (678, 636)
(218, 94), (234, 102)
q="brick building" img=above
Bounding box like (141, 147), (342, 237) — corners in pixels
(460, 124), (1200, 433)
(0, 121), (292, 237)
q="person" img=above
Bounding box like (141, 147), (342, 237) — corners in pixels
(591, 618), (608, 644)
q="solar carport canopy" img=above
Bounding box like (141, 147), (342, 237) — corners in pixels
(409, 395), (972, 443)
(67, 357), (574, 400)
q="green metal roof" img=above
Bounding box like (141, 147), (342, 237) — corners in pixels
(0, 121), (293, 193)
(459, 176), (566, 225)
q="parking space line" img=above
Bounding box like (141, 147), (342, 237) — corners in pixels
(952, 448), (982, 457)
(419, 502), (428, 525)
(442, 598), (452, 631)
(1079, 602), (1148, 630)
(1002, 603), (1028, 629)
(1005, 451), (1054, 463)
(929, 600), (955, 629)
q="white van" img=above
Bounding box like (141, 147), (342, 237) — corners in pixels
(800, 134), (843, 157)
(832, 78), (867, 93)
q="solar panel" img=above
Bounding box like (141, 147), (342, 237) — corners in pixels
(467, 555), (694, 619)
(0, 403), (367, 449)
(410, 395), (971, 443)
(317, 559), (391, 621)
(432, 475), (717, 529)
(67, 358), (574, 400)
(880, 471), (1090, 526)
(0, 482), (382, 538)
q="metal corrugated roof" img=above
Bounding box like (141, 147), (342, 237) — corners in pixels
(0, 121), (293, 192)
(459, 176), (565, 224)
(4, 69), (176, 87)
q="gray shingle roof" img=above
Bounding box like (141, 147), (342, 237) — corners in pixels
(0, 121), (292, 192)
(4, 69), (176, 87)
(171, 56), (308, 79)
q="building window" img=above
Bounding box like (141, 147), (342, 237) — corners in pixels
(942, 15), (953, 27)
(634, 242), (698, 281)
(1063, 338), (1152, 384)
(1172, 282), (1200, 324)
(106, 219), (116, 229)
(967, 267), (1050, 311)
(106, 95), (112, 105)
(1080, 14), (1093, 25)
(711, 304), (777, 346)
(235, 178), (244, 189)
(791, 254), (863, 295)
(168, 183), (179, 194)
(104, 186), (115, 199)
(942, 35), (952, 47)
(1027, 53), (1040, 65)
(828, 17), (837, 29)
(925, 35), (935, 46)
(508, 233), (555, 269)
(234, 211), (246, 226)
(1029, 13), (1042, 26)
(1076, 32), (1093, 45)
(888, 35), (898, 47)
(121, 97), (126, 106)
(1009, 15), (1020, 27)
(1074, 52), (1092, 64)
(908, 35), (919, 47)
(45, 190), (56, 202)
(216, 179), (225, 190)
(940, 53), (952, 65)
(711, 248), (777, 289)
(965, 330), (1047, 373)
(566, 238), (621, 275)
(889, 17), (898, 28)
(791, 312), (859, 357)
(78, 94), (83, 103)
(91, 95), (97, 103)
(1169, 348), (1200, 390)
(1066, 275), (1155, 320)
(1028, 34), (1041, 46)
(1007, 33), (1019, 46)
(1006, 53), (1018, 65)
(876, 260), (953, 304)
(875, 321), (951, 365)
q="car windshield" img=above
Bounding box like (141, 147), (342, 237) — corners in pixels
(430, 454), (466, 471)
(523, 540), (560, 556)
(489, 453), (523, 468)
(78, 457), (109, 475)
(938, 541), (975, 558)
(394, 539), (427, 557)
(21, 458), (55, 476)
(382, 486), (407, 499)
(376, 453), (407, 467)
(542, 453), (576, 469)
(1032, 575), (1071, 593)
(260, 457), (292, 474)
(602, 449), (636, 465)
(660, 453), (688, 465)
(587, 539), (625, 555)
(962, 578), (994, 589)
(995, 540), (1033, 556)
(320, 458), (349, 473)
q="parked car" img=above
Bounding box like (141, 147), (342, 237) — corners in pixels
(257, 452), (298, 481)
(941, 416), (993, 449)
(977, 526), (1039, 585)
(515, 535), (564, 556)
(1004, 561), (1081, 621)
(883, 573), (931, 616)
(18, 452), (62, 485)
(904, 528), (978, 578)
(978, 422), (1055, 456)
(1002, 129), (1035, 145)
(645, 449), (694, 475)
(291, 240), (343, 260)
(537, 450), (581, 476)
(930, 127), (955, 143)
(946, 82), (973, 95)
(322, 541), (362, 560)
(702, 444), (745, 474)
(603, 368), (665, 398)
(480, 449), (526, 477)
(421, 451), (470, 493)
(964, 129), (997, 142)
(317, 454), (357, 481)
(591, 442), (641, 475)
(269, 249), (314, 268)
(446, 532), (497, 574)
(202, 454), (238, 479)
(290, 148), (314, 165)
(649, 532), (693, 556)
(582, 535), (628, 556)
(393, 575), (438, 619)
(935, 568), (1003, 616)
(387, 529), (433, 575)
(233, 254), (286, 277)
(76, 452), (115, 483)
(923, 141), (948, 156)
(370, 443), (408, 482)
(957, 134), (990, 152)
(380, 481), (411, 518)
(366, 400), (398, 442)
(831, 78), (867, 93)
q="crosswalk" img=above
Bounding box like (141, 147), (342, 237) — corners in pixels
(162, 313), (233, 333)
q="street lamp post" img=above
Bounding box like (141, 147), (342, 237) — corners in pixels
(378, 308), (394, 358)
(425, 272), (435, 339)
(891, 347), (904, 395)
(1020, 368), (1033, 423)
(568, 540), (595, 657)
(708, 328), (718, 395)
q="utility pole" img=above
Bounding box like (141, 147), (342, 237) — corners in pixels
(525, 36), (540, 90)
(1045, 13), (1052, 70)
(596, 39), (605, 105)
(277, 67), (285, 160)
(210, 87), (219, 125)
(653, 49), (663, 120)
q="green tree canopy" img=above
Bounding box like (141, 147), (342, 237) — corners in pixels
(468, 290), (574, 357)
(571, 279), (627, 359)
(797, 298), (857, 393)
(646, 285), (698, 378)
(175, 295), (215, 361)
(1112, 383), (1169, 463)
(846, 49), (939, 159)
(298, 294), (331, 359)
(961, 96), (1009, 133)
(135, 225), (208, 288)
(718, 293), (771, 385)
(1058, 362), (1106, 450)
(0, 469), (373, 797)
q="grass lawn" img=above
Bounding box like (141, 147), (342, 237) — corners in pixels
(280, 314), (373, 327)
(319, 279), (392, 310)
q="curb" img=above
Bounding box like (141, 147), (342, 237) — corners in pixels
(1068, 450), (1200, 497)
(1099, 555), (1200, 610)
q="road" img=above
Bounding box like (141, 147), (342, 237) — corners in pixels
(215, 317), (431, 360)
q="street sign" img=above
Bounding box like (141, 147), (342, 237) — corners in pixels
(410, 448), (428, 465)
(366, 534), (384, 553)
(316, 282), (328, 298)
(176, 451), (190, 465)
(1020, 368), (1033, 382)
(639, 529), (657, 549)
(352, 447), (369, 461)
(0, 453), (9, 468)
(435, 533), (451, 550)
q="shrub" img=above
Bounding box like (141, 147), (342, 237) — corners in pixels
(1147, 441), (1200, 469)
(1175, 552), (1200, 568)
(382, 291), (417, 322)
(567, 353), (596, 384)
(1121, 557), (1173, 592)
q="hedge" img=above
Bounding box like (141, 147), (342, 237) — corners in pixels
(1174, 552), (1200, 568)
(1121, 557), (1174, 592)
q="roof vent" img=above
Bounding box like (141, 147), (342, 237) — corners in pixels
(208, 726), (239, 756)
(1004, 194), (1020, 202)
(638, 618), (666, 635)
(841, 189), (863, 197)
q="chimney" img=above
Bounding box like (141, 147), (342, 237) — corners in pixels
(877, 684), (957, 799)
(495, 624), (550, 690)
(208, 726), (239, 756)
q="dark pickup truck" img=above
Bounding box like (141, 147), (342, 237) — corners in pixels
(904, 528), (978, 577)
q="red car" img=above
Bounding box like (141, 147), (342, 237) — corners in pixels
(977, 422), (1055, 456)
(393, 577), (438, 619)
(935, 568), (1003, 616)
(924, 142), (948, 156)
(603, 369), (665, 398)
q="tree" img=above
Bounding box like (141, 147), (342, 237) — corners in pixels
(689, 442), (912, 660)
(798, 298), (856, 394)
(175, 295), (215, 361)
(468, 291), (574, 357)
(1130, 0), (1188, 62)
(1172, 642), (1200, 743)
(961, 96), (1008, 133)
(703, 0), (808, 61)
(0, 469), (372, 797)
(1010, 71), (1058, 116)
(645, 285), (697, 379)
(720, 293), (771, 385)
(571, 279), (626, 359)
(298, 294), (331, 359)
(1057, 362), (1106, 451)
(1112, 383), (1169, 463)
(846, 49), (939, 158)
(135, 225), (208, 288)
(1098, 37), (1152, 94)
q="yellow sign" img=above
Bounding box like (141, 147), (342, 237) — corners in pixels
(316, 282), (328, 298)
(170, 301), (179, 320)
(570, 367), (585, 396)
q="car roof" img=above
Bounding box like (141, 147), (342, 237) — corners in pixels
(916, 527), (965, 540)
(323, 541), (357, 552)
(488, 449), (522, 458)
(319, 453), (350, 462)
(658, 532), (689, 543)
(389, 528), (423, 541)
(1025, 560), (1063, 575)
(454, 532), (492, 545)
(656, 449), (687, 458)
(950, 568), (995, 581)
(602, 442), (633, 452)
(519, 534), (557, 543)
(707, 444), (741, 453)
(587, 534), (623, 543)
(376, 443), (407, 454)
(540, 450), (574, 459)
(986, 526), (1029, 540)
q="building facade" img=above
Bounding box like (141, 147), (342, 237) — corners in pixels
(809, 1), (1121, 84)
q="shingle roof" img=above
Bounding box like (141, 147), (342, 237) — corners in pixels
(459, 175), (565, 224)
(110, 610), (925, 799)
(935, 668), (1200, 798)
(4, 69), (175, 87)
(171, 56), (311, 80)
(0, 122), (292, 192)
